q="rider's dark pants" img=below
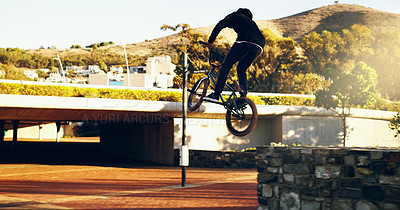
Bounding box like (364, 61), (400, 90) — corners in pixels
(214, 42), (262, 96)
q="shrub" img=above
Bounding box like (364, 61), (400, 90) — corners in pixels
(1, 82), (399, 111)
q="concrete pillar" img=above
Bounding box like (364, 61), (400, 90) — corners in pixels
(38, 124), (43, 140)
(12, 120), (19, 146)
(56, 121), (61, 142)
(0, 120), (5, 143)
(100, 119), (174, 165)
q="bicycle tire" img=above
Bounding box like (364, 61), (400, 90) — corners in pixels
(188, 77), (209, 111)
(226, 97), (258, 136)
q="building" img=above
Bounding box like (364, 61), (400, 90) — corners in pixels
(129, 66), (146, 74)
(123, 55), (176, 88)
(23, 70), (38, 80)
(66, 66), (85, 72)
(88, 65), (100, 71)
(88, 72), (108, 85)
(73, 76), (87, 84)
(85, 56), (176, 88)
(110, 66), (124, 74)
(46, 73), (62, 83)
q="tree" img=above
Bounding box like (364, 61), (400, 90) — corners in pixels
(248, 28), (300, 92)
(301, 30), (341, 78)
(389, 112), (400, 138)
(70, 45), (82, 49)
(275, 72), (330, 94)
(37, 69), (47, 78)
(369, 30), (400, 100)
(0, 63), (31, 80)
(161, 23), (230, 88)
(99, 61), (107, 71)
(315, 62), (377, 146)
(301, 24), (374, 79)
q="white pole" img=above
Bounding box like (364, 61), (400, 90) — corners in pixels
(54, 54), (66, 83)
(181, 53), (189, 187)
(123, 45), (130, 87)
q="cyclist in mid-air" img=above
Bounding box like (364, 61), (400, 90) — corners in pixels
(203, 8), (265, 103)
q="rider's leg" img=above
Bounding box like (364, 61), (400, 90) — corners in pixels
(213, 43), (243, 95)
(204, 44), (244, 102)
(237, 47), (262, 97)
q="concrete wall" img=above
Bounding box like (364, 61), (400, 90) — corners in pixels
(88, 73), (109, 85)
(173, 117), (281, 151)
(154, 74), (175, 89)
(100, 120), (174, 165)
(282, 116), (342, 146)
(123, 74), (154, 88)
(174, 114), (400, 151)
(5, 113), (400, 153)
(346, 117), (400, 147)
(281, 116), (400, 147)
(4, 123), (69, 140)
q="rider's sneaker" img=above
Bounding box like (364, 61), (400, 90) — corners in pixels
(204, 92), (219, 103)
(239, 90), (247, 98)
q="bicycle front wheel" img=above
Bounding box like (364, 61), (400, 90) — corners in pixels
(188, 77), (209, 111)
(226, 97), (258, 136)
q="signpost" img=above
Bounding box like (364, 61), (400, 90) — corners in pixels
(180, 53), (189, 187)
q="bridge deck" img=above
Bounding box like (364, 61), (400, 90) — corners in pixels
(0, 94), (395, 123)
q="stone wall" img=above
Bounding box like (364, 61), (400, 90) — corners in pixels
(174, 149), (256, 168)
(256, 146), (400, 210)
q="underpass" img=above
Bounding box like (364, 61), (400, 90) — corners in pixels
(1, 94), (398, 165)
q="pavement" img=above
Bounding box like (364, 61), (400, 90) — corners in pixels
(0, 142), (258, 209)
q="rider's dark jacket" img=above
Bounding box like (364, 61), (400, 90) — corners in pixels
(207, 11), (265, 48)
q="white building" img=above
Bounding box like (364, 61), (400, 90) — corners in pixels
(124, 55), (176, 89)
(88, 65), (100, 71)
(73, 76), (87, 84)
(24, 70), (38, 79)
(46, 73), (62, 83)
(110, 66), (124, 74)
(89, 73), (108, 85)
(66, 66), (85, 72)
(146, 56), (175, 76)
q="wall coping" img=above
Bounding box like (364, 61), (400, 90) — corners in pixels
(257, 145), (400, 152)
(0, 94), (396, 121)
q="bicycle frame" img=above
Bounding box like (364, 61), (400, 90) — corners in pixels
(202, 65), (243, 116)
(191, 41), (247, 117)
(187, 41), (258, 136)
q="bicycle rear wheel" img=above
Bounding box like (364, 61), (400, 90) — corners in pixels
(226, 97), (258, 136)
(188, 77), (209, 111)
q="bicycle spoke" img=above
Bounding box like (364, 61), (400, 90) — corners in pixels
(226, 97), (258, 136)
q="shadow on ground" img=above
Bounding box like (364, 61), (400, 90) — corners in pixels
(0, 142), (153, 167)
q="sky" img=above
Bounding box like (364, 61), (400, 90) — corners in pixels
(1, 0), (400, 50)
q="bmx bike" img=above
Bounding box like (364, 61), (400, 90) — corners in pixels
(187, 41), (258, 136)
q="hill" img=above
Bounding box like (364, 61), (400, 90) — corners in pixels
(26, 4), (400, 57)
(271, 4), (400, 42)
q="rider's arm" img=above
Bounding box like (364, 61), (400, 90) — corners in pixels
(207, 14), (234, 44)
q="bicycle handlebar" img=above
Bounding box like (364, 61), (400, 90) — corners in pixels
(198, 41), (208, 45)
(198, 41), (221, 68)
